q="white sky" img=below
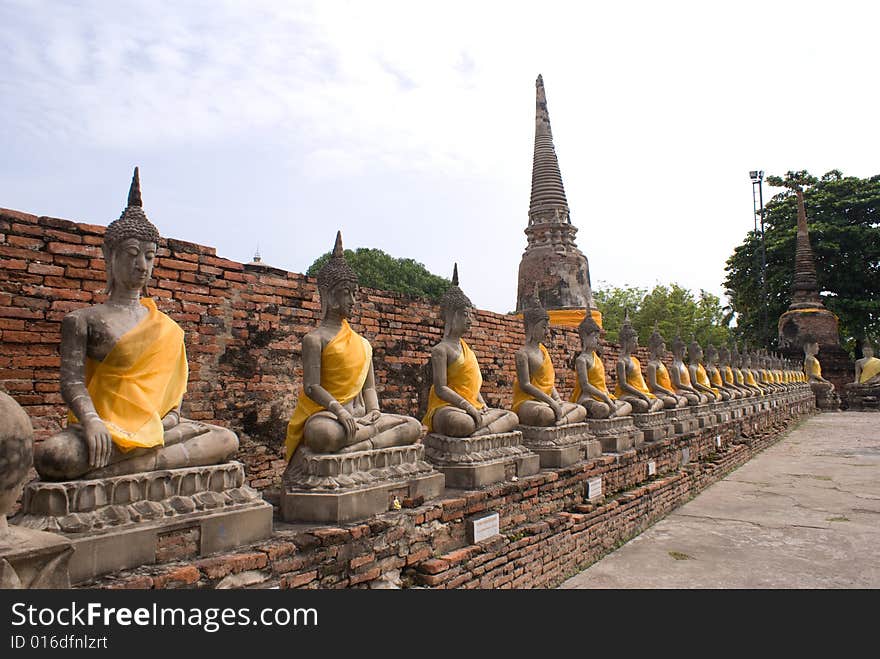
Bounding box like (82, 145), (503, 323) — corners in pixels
(2, 0), (878, 313)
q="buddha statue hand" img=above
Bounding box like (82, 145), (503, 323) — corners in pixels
(161, 409), (180, 431)
(329, 401), (357, 441)
(549, 399), (564, 423)
(83, 416), (113, 470)
(358, 410), (383, 425)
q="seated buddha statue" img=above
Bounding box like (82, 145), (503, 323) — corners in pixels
(704, 343), (734, 400)
(512, 287), (587, 427)
(687, 339), (723, 402)
(668, 334), (707, 404)
(423, 265), (519, 437)
(718, 345), (751, 397)
(759, 352), (782, 391)
(645, 324), (688, 408)
(570, 315), (633, 418)
(33, 168), (238, 481)
(614, 313), (664, 413)
(854, 342), (880, 385)
(742, 350), (768, 395)
(285, 232), (421, 460)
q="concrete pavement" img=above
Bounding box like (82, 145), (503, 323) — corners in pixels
(559, 411), (880, 588)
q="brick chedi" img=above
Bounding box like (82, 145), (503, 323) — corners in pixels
(516, 75), (597, 328)
(777, 188), (851, 389)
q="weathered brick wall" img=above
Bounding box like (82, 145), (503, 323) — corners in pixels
(1, 207), (652, 489)
(84, 401), (812, 590)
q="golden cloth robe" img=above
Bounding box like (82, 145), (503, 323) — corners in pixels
(859, 357), (880, 383)
(674, 362), (693, 390)
(570, 351), (616, 403)
(614, 356), (656, 398)
(285, 320), (372, 460)
(695, 364), (721, 399)
(710, 368), (724, 389)
(422, 339), (484, 432)
(512, 343), (555, 413)
(733, 368), (746, 386)
(724, 366), (737, 386)
(655, 362), (675, 392)
(69, 298), (188, 451)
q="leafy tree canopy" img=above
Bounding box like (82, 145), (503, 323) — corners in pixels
(306, 248), (450, 301)
(724, 169), (880, 354)
(594, 283), (731, 348)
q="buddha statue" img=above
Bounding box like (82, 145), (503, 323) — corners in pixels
(854, 342), (880, 385)
(704, 343), (733, 400)
(718, 345), (751, 397)
(570, 315), (632, 418)
(285, 232), (421, 459)
(803, 339), (833, 391)
(687, 339), (722, 402)
(645, 324), (688, 408)
(33, 168), (238, 481)
(423, 265), (519, 437)
(0, 391), (33, 540)
(740, 350), (766, 395)
(614, 313), (664, 413)
(668, 334), (707, 404)
(512, 286), (587, 426)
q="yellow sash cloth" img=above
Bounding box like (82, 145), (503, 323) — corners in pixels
(512, 344), (555, 413)
(423, 339), (484, 432)
(859, 357), (880, 383)
(68, 298), (188, 451)
(675, 362), (692, 388)
(570, 351), (616, 403)
(724, 366), (736, 385)
(655, 362), (674, 392)
(695, 364), (721, 398)
(285, 320), (372, 460)
(733, 368), (745, 385)
(709, 368), (724, 388)
(614, 356), (656, 398)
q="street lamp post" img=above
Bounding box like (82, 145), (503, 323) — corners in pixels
(750, 170), (768, 344)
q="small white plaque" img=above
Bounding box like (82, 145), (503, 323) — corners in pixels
(715, 435), (722, 448)
(647, 460), (656, 476)
(468, 513), (500, 543)
(682, 447), (690, 465)
(587, 477), (603, 501)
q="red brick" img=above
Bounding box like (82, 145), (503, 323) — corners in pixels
(282, 570), (318, 589)
(152, 565), (201, 589)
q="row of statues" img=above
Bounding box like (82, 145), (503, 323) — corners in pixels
(22, 169), (817, 487)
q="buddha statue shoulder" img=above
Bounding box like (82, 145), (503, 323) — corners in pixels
(285, 232), (421, 460)
(688, 339), (722, 402)
(570, 314), (632, 419)
(613, 313), (664, 413)
(33, 168), (238, 481)
(512, 286), (586, 427)
(644, 324), (688, 409)
(423, 265), (519, 437)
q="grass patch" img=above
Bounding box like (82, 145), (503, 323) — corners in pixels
(668, 551), (693, 561)
(826, 516), (849, 522)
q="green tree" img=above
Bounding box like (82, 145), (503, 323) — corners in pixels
(724, 170), (880, 354)
(306, 248), (450, 300)
(594, 283), (731, 347)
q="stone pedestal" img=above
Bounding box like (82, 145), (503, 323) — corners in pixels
(0, 526), (72, 588)
(630, 411), (671, 442)
(14, 461), (273, 584)
(810, 382), (841, 411)
(281, 444), (444, 523)
(689, 403), (715, 429)
(665, 407), (697, 435)
(709, 401), (731, 424)
(585, 417), (644, 452)
(423, 431), (539, 489)
(844, 382), (880, 411)
(517, 423), (596, 468)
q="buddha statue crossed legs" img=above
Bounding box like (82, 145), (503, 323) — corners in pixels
(285, 232), (421, 460)
(614, 313), (664, 413)
(512, 287), (586, 427)
(34, 168), (238, 481)
(423, 265), (519, 437)
(570, 315), (632, 419)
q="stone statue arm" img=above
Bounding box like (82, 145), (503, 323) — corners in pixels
(576, 354), (613, 407)
(617, 359), (650, 402)
(646, 362), (675, 396)
(689, 365), (715, 396)
(431, 344), (482, 427)
(162, 405), (181, 430)
(669, 363), (698, 394)
(59, 312), (113, 469)
(854, 360), (862, 384)
(515, 349), (562, 419)
(302, 332), (356, 442)
(359, 362), (383, 424)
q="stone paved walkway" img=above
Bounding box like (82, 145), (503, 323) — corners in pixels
(559, 412), (880, 588)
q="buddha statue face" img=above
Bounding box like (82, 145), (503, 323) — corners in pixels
(648, 335), (666, 359)
(804, 341), (819, 357)
(706, 345), (718, 365)
(446, 305), (474, 336)
(578, 326), (600, 353)
(688, 342), (704, 364)
(324, 280), (358, 319)
(718, 347), (730, 365)
(526, 317), (549, 343)
(864, 345), (874, 359)
(104, 238), (157, 297)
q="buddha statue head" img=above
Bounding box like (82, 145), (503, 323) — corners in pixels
(705, 343), (719, 366)
(522, 283), (549, 343)
(687, 337), (704, 364)
(577, 313), (602, 354)
(861, 341), (874, 360)
(103, 167), (160, 298)
(802, 335), (819, 358)
(648, 322), (666, 360)
(619, 310), (638, 354)
(317, 231), (359, 319)
(718, 345), (731, 366)
(439, 263), (474, 337)
(671, 333), (687, 361)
